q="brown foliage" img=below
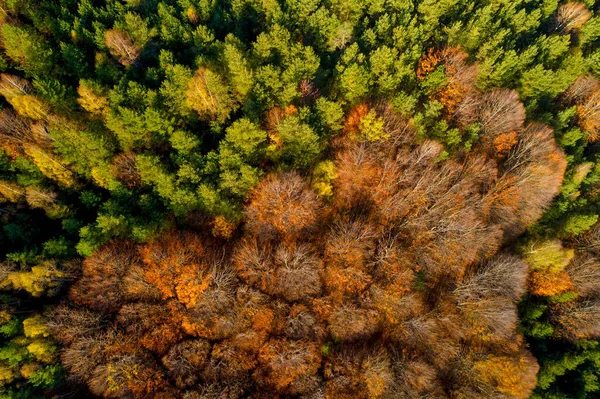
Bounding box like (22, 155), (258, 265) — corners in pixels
(255, 339), (321, 394)
(418, 47), (478, 118)
(299, 79), (320, 101)
(323, 347), (393, 399)
(566, 252), (600, 297)
(111, 152), (141, 188)
(56, 85), (564, 397)
(577, 92), (600, 142)
(245, 171), (321, 240)
(486, 123), (567, 239)
(162, 340), (211, 388)
(0, 74), (32, 100)
(564, 76), (600, 141)
(554, 298), (600, 340)
(556, 2), (591, 33)
(70, 241), (140, 312)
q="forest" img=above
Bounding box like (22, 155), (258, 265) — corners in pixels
(0, 0), (600, 398)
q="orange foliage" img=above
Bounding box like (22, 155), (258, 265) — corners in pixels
(56, 86), (566, 398)
(141, 232), (212, 308)
(245, 171), (321, 240)
(343, 103), (369, 134)
(418, 47), (477, 118)
(529, 269), (573, 296)
(416, 49), (441, 80)
(473, 352), (539, 398)
(493, 131), (519, 158)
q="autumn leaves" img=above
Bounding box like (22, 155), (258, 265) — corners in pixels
(51, 63), (571, 397)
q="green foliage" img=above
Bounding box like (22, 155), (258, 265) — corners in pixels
(0, 24), (56, 77)
(0, 0), (598, 396)
(0, 312), (63, 396)
(218, 118), (268, 197)
(562, 214), (599, 236)
(275, 116), (322, 169)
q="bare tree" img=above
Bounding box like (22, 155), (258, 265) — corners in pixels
(245, 171), (321, 240)
(476, 89), (526, 142)
(486, 123), (567, 239)
(566, 252), (600, 297)
(0, 73), (32, 99)
(70, 241), (139, 312)
(456, 254), (528, 303)
(563, 75), (599, 105)
(104, 29), (141, 66)
(554, 298), (600, 340)
(111, 152), (141, 188)
(555, 2), (591, 33)
(162, 339), (211, 388)
(270, 243), (323, 302)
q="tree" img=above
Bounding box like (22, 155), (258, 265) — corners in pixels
(70, 241), (138, 312)
(554, 298), (600, 340)
(186, 68), (238, 123)
(566, 253), (600, 297)
(255, 339), (321, 394)
(555, 2), (591, 33)
(472, 352), (539, 399)
(486, 123), (567, 239)
(77, 80), (109, 117)
(458, 89), (526, 145)
(244, 171), (321, 240)
(1, 260), (69, 297)
(0, 24), (55, 77)
(455, 254), (528, 303)
(104, 29), (141, 67)
(275, 115), (322, 169)
(139, 231), (210, 308)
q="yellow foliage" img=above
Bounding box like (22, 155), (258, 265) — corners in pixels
(4, 261), (67, 297)
(77, 83), (109, 117)
(0, 179), (25, 202)
(357, 109), (388, 142)
(312, 160), (337, 198)
(10, 95), (50, 120)
(91, 165), (116, 189)
(23, 315), (50, 339)
(0, 365), (15, 386)
(186, 7), (199, 24)
(212, 215), (237, 239)
(0, 311), (11, 325)
(473, 354), (538, 399)
(185, 67), (238, 122)
(27, 340), (57, 363)
(523, 240), (575, 272)
(24, 144), (75, 188)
